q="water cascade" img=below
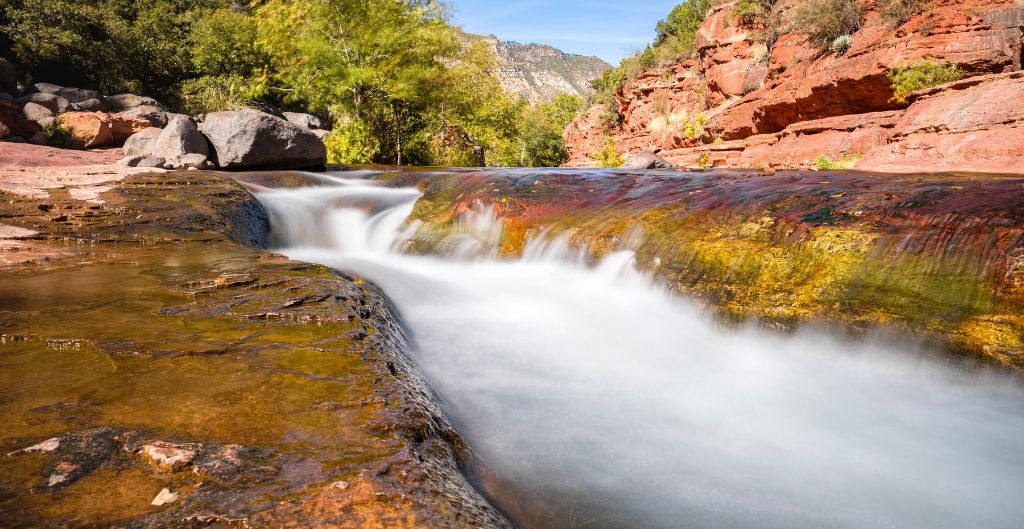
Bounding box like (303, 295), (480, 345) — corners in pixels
(252, 172), (1024, 529)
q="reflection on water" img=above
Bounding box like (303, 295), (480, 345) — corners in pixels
(253, 171), (1024, 529)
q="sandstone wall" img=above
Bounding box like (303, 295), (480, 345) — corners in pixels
(565, 0), (1024, 173)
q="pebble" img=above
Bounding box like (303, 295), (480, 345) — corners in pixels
(151, 487), (179, 506)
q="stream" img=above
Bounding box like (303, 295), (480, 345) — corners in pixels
(250, 169), (1024, 529)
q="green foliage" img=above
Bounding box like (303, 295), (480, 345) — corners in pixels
(879, 0), (927, 26)
(887, 59), (965, 104)
(790, 0), (864, 51)
(814, 153), (862, 170)
(697, 153), (710, 169)
(325, 119), (380, 165)
(177, 73), (267, 115)
(42, 118), (74, 149)
(732, 0), (774, 25)
(588, 0), (713, 131)
(515, 94), (586, 167)
(683, 114), (706, 140)
(596, 139), (625, 168)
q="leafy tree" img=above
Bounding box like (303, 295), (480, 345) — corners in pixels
(516, 94), (585, 167)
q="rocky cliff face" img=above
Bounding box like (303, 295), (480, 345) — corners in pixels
(565, 0), (1024, 172)
(469, 34), (611, 103)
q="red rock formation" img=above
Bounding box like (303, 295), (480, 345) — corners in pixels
(61, 112), (152, 148)
(565, 0), (1024, 172)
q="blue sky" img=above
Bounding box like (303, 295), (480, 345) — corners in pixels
(447, 1), (681, 65)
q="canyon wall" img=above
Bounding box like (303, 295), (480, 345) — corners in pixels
(565, 0), (1024, 172)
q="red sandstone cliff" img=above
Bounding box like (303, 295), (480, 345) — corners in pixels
(565, 0), (1024, 172)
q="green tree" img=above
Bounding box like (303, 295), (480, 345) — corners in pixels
(516, 94), (585, 167)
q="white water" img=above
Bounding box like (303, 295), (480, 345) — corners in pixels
(256, 175), (1024, 529)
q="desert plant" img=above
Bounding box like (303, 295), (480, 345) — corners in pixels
(830, 35), (852, 55)
(732, 0), (775, 25)
(698, 152), (710, 169)
(880, 0), (928, 26)
(887, 59), (965, 104)
(814, 153), (862, 170)
(683, 114), (706, 140)
(790, 0), (864, 51)
(42, 118), (74, 149)
(596, 139), (625, 168)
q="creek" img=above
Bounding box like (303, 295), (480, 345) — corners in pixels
(250, 169), (1024, 529)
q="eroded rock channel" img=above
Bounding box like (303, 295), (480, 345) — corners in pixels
(0, 172), (511, 528)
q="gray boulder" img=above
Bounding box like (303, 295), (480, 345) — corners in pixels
(122, 127), (164, 157)
(31, 82), (62, 95)
(58, 87), (103, 104)
(621, 151), (673, 170)
(104, 93), (163, 112)
(27, 131), (48, 146)
(151, 115), (209, 160)
(136, 156), (166, 168)
(21, 102), (55, 124)
(0, 59), (17, 95)
(166, 153), (212, 170)
(312, 129), (332, 141)
(119, 105), (169, 127)
(283, 112), (322, 130)
(117, 155), (147, 167)
(36, 116), (56, 129)
(72, 98), (106, 112)
(15, 93), (70, 114)
(199, 109), (327, 169)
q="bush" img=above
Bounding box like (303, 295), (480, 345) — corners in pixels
(879, 0), (927, 26)
(732, 0), (775, 25)
(325, 118), (380, 165)
(42, 118), (74, 149)
(887, 59), (965, 104)
(177, 73), (267, 114)
(814, 153), (862, 170)
(790, 0), (864, 51)
(596, 139), (625, 168)
(830, 35), (852, 55)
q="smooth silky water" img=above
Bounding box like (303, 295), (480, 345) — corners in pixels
(249, 170), (1024, 529)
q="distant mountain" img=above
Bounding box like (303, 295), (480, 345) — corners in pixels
(465, 33), (611, 104)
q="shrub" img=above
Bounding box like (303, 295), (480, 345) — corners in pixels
(325, 118), (380, 165)
(732, 0), (775, 25)
(42, 118), (74, 149)
(879, 0), (927, 26)
(596, 139), (625, 168)
(814, 153), (862, 170)
(887, 59), (965, 104)
(830, 35), (852, 55)
(790, 0), (864, 51)
(177, 73), (267, 114)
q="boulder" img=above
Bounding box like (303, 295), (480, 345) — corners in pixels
(117, 154), (148, 167)
(58, 87), (103, 104)
(27, 131), (48, 145)
(0, 93), (12, 102)
(60, 112), (152, 148)
(283, 112), (323, 130)
(312, 129), (332, 141)
(136, 156), (166, 168)
(104, 93), (163, 112)
(621, 152), (673, 170)
(72, 98), (107, 112)
(0, 99), (42, 139)
(118, 105), (169, 127)
(122, 127), (163, 157)
(31, 82), (62, 95)
(3, 134), (26, 143)
(199, 109), (327, 169)
(166, 153), (213, 170)
(15, 93), (70, 114)
(151, 115), (209, 160)
(21, 102), (55, 125)
(0, 59), (17, 95)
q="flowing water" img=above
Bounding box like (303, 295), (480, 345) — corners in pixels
(250, 170), (1024, 529)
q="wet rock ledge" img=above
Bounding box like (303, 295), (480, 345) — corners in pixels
(0, 167), (512, 528)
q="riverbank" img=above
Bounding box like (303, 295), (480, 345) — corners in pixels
(0, 145), (511, 528)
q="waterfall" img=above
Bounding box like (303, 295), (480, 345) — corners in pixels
(254, 174), (1024, 529)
